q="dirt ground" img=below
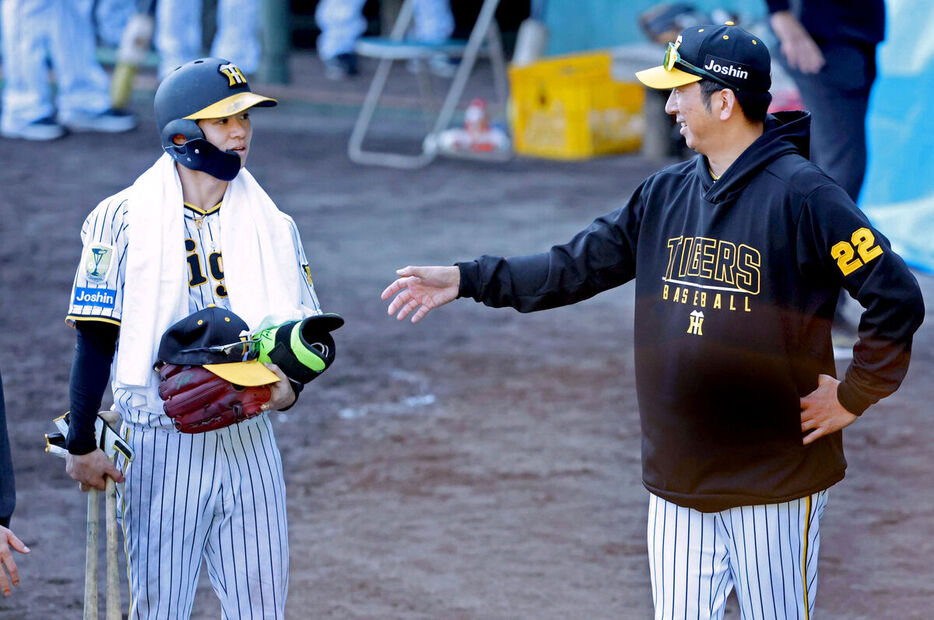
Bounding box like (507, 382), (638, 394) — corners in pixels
(1, 57), (932, 619)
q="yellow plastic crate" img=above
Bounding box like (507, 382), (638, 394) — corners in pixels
(508, 52), (645, 160)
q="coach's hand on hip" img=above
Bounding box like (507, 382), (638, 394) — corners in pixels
(799, 374), (858, 445)
(381, 266), (460, 323)
(66, 448), (125, 492)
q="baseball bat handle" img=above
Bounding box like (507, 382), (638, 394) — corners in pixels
(84, 489), (99, 620)
(110, 64), (138, 110)
(105, 477), (121, 620)
(110, 12), (155, 108)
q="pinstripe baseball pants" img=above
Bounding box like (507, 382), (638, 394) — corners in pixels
(0, 0), (112, 132)
(118, 414), (288, 619)
(155, 0), (261, 78)
(314, 0), (454, 60)
(648, 490), (828, 620)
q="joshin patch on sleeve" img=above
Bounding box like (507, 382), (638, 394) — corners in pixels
(73, 287), (117, 309)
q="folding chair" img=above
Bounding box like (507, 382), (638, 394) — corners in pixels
(347, 0), (509, 169)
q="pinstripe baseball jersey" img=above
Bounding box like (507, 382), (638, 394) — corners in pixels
(67, 196), (322, 428)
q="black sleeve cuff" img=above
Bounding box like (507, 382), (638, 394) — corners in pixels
(836, 380), (871, 416)
(65, 431), (98, 456)
(456, 261), (480, 299)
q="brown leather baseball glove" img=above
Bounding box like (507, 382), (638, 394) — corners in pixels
(157, 363), (271, 433)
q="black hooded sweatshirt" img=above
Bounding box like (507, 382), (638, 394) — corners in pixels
(457, 111), (924, 511)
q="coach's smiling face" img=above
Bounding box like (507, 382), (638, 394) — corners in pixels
(198, 110), (252, 167)
(665, 83), (717, 154)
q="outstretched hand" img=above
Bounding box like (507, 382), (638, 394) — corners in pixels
(0, 526), (28, 596)
(800, 374), (858, 445)
(381, 266), (460, 323)
(770, 11), (825, 74)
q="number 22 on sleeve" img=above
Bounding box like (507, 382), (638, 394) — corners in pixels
(830, 227), (883, 276)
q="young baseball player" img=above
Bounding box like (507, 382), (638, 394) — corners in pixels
(382, 24), (925, 619)
(63, 58), (327, 618)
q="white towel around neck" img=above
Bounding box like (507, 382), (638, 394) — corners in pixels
(115, 154), (306, 408)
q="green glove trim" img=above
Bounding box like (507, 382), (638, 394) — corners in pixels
(249, 313), (342, 384)
(255, 327), (277, 364)
(290, 321), (326, 372)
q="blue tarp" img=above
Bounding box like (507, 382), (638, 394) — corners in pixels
(861, 0), (934, 272)
(543, 0), (766, 56)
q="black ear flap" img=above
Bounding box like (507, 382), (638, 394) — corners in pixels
(159, 117), (242, 181)
(160, 118), (204, 154)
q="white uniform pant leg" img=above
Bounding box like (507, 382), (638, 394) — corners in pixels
(211, 0), (260, 74)
(204, 415), (289, 620)
(723, 491), (828, 620)
(0, 0), (56, 130)
(49, 0), (112, 121)
(155, 0), (203, 78)
(411, 0), (453, 44)
(94, 0), (135, 48)
(120, 425), (219, 620)
(314, 0), (367, 61)
(648, 491), (829, 620)
(648, 493), (734, 620)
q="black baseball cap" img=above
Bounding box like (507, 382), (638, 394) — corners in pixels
(157, 306), (279, 386)
(636, 23), (771, 92)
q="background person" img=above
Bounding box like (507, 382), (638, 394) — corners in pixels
(315, 0), (454, 79)
(767, 0), (886, 348)
(766, 0), (884, 203)
(156, 0), (261, 79)
(0, 0), (137, 140)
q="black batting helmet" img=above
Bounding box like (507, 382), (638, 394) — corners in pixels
(153, 58), (276, 181)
